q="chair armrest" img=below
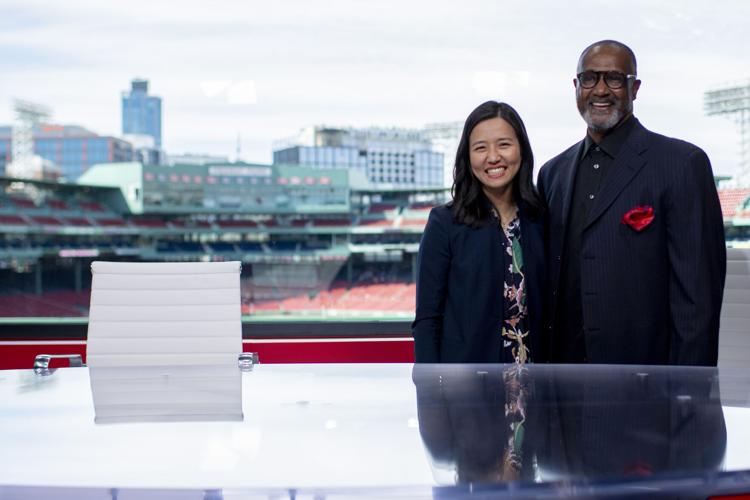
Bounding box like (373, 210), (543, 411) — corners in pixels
(238, 352), (259, 371)
(34, 354), (84, 374)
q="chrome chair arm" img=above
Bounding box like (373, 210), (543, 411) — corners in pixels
(34, 354), (84, 375)
(238, 352), (259, 371)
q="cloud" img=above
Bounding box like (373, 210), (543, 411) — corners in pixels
(225, 81), (258, 105)
(199, 79), (259, 106)
(472, 71), (532, 100)
(641, 16), (671, 33)
(200, 81), (230, 98)
(0, 0), (748, 177)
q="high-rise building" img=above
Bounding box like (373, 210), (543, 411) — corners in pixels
(122, 79), (162, 149)
(273, 126), (444, 189)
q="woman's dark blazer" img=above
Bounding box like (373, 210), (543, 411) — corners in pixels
(412, 201), (546, 363)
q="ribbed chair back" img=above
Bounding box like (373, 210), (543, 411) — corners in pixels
(720, 248), (750, 369)
(87, 261), (242, 367)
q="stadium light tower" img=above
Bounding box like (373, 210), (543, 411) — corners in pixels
(704, 81), (750, 186)
(8, 99), (51, 179)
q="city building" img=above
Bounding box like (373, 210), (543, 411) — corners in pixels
(273, 126), (444, 189)
(0, 124), (134, 179)
(422, 121), (463, 187)
(78, 161), (351, 215)
(122, 79), (163, 164)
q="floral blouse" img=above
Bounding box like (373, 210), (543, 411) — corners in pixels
(490, 210), (532, 479)
(492, 211), (531, 364)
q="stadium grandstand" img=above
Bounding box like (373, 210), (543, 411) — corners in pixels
(0, 161), (448, 319)
(3, 162), (748, 320)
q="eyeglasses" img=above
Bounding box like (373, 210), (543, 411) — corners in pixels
(576, 71), (637, 89)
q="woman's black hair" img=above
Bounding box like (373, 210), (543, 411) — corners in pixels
(451, 100), (543, 227)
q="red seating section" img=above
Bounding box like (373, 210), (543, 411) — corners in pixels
(131, 218), (168, 228)
(0, 215), (27, 225)
(246, 282), (416, 315)
(217, 220), (259, 228)
(47, 199), (70, 210)
(400, 218), (427, 227)
(718, 188), (750, 219)
(94, 218), (127, 227)
(31, 216), (63, 226)
(358, 219), (393, 227)
(0, 290), (90, 317)
(9, 197), (36, 209)
(368, 203), (398, 213)
(80, 202), (106, 212)
(1, 284), (416, 317)
(64, 217), (92, 226)
(312, 219), (351, 227)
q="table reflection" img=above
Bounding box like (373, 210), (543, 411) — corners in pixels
(89, 364), (243, 424)
(413, 364), (727, 487)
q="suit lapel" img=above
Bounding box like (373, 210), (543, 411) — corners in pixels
(584, 123), (649, 230)
(559, 142), (585, 239)
(518, 205), (543, 357)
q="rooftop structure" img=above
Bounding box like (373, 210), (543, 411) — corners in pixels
(273, 125), (444, 190)
(705, 80), (750, 186)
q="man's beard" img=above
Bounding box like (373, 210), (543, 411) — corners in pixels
(578, 95), (633, 133)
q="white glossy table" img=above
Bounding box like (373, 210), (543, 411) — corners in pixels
(1, 363), (750, 499)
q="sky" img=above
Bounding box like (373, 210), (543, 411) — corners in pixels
(1, 0), (749, 179)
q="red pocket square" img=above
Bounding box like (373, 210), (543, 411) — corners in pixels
(621, 205), (655, 232)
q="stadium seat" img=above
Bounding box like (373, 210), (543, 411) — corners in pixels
(31, 216), (64, 226)
(131, 217), (168, 228)
(216, 219), (259, 229)
(94, 218), (128, 227)
(718, 188), (750, 220)
(312, 218), (351, 227)
(86, 261), (243, 367)
(400, 218), (428, 228)
(358, 219), (394, 228)
(79, 201), (106, 212)
(64, 217), (93, 226)
(368, 203), (398, 214)
(47, 199), (71, 210)
(9, 196), (37, 209)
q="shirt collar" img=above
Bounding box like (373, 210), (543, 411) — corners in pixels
(581, 114), (637, 160)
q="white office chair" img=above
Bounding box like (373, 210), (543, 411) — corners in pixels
(86, 261), (243, 367)
(719, 248), (750, 369)
(89, 364), (244, 423)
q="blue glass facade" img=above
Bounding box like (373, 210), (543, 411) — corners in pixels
(34, 137), (132, 179)
(0, 126), (133, 179)
(0, 138), (10, 176)
(121, 79), (162, 148)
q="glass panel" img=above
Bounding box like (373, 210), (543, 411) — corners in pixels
(0, 363), (749, 495)
(0, 2), (746, 364)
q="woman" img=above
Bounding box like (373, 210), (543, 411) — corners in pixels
(412, 101), (546, 363)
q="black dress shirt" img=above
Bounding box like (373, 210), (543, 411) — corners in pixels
(553, 116), (637, 362)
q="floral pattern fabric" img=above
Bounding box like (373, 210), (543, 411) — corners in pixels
(487, 210), (532, 480)
(500, 362), (529, 480)
(491, 211), (530, 364)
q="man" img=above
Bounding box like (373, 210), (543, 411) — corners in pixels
(537, 40), (726, 366)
